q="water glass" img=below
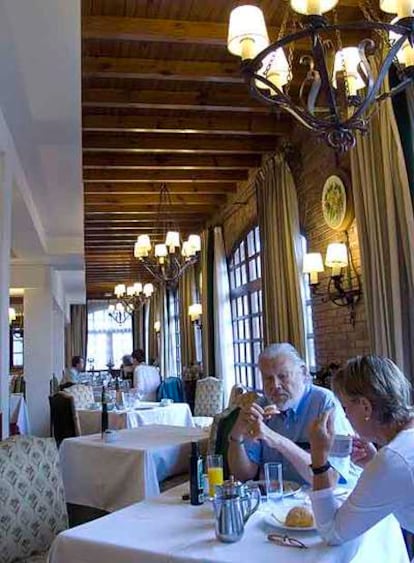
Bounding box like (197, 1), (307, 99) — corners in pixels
(207, 454), (224, 498)
(122, 392), (134, 410)
(264, 462), (283, 505)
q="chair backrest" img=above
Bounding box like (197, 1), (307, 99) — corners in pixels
(208, 407), (240, 479)
(62, 383), (94, 409)
(134, 365), (161, 401)
(0, 436), (68, 562)
(156, 376), (186, 403)
(49, 392), (81, 446)
(194, 377), (224, 417)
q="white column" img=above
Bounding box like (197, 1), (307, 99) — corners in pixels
(24, 287), (54, 436)
(52, 301), (65, 380)
(0, 153), (12, 439)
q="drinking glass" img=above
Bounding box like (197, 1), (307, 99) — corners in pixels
(264, 462), (283, 505)
(207, 454), (224, 498)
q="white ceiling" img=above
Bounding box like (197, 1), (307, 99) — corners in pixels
(0, 0), (85, 299)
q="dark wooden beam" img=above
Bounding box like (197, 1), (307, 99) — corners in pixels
(82, 153), (260, 169)
(83, 56), (242, 83)
(82, 88), (266, 113)
(84, 193), (226, 205)
(82, 112), (287, 136)
(84, 182), (237, 194)
(85, 203), (217, 213)
(82, 132), (276, 153)
(83, 169), (248, 182)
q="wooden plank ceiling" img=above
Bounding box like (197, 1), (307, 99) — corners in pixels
(81, 0), (362, 298)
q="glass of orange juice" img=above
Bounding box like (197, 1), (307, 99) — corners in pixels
(207, 454), (224, 498)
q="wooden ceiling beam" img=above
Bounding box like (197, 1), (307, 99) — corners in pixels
(82, 14), (360, 46)
(83, 169), (247, 181)
(82, 153), (260, 169)
(84, 182), (237, 194)
(82, 112), (286, 136)
(82, 132), (276, 153)
(85, 204), (217, 213)
(85, 214), (206, 222)
(85, 193), (226, 205)
(83, 56), (242, 84)
(82, 88), (266, 113)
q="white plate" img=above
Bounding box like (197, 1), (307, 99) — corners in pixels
(134, 406), (154, 411)
(263, 505), (316, 532)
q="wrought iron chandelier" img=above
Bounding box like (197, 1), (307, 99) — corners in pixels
(134, 183), (201, 287)
(227, 2), (414, 152)
(108, 282), (154, 324)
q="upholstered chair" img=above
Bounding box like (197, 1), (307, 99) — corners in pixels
(62, 384), (94, 409)
(192, 377), (224, 428)
(0, 436), (68, 563)
(49, 392), (81, 447)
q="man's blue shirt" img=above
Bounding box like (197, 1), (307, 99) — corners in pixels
(244, 384), (357, 485)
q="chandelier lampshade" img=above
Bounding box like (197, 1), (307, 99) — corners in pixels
(134, 183), (201, 287)
(228, 3), (414, 151)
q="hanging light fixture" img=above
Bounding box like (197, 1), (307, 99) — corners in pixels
(108, 282), (154, 324)
(227, 2), (414, 152)
(134, 184), (201, 286)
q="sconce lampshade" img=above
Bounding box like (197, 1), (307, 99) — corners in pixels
(9, 307), (16, 323)
(325, 243), (348, 270)
(227, 5), (269, 60)
(303, 252), (324, 284)
(332, 47), (366, 96)
(154, 320), (161, 333)
(188, 303), (202, 322)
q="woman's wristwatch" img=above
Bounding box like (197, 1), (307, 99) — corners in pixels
(310, 461), (332, 475)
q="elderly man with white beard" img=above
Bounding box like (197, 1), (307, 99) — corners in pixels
(228, 343), (357, 486)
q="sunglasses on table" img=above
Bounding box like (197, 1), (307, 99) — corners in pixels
(267, 533), (308, 549)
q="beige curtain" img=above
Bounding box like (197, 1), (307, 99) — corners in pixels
(132, 306), (145, 351)
(350, 95), (414, 381)
(201, 228), (214, 376)
(148, 288), (161, 364)
(256, 154), (305, 356)
(179, 265), (197, 370)
(66, 304), (87, 365)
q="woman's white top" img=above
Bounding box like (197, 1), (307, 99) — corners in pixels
(310, 428), (414, 545)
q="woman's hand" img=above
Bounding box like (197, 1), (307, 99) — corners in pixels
(309, 409), (335, 466)
(351, 437), (377, 467)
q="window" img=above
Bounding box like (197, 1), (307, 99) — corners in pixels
(10, 328), (24, 368)
(87, 301), (133, 370)
(229, 226), (264, 389)
(300, 235), (317, 371)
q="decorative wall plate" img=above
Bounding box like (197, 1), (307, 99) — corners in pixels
(321, 173), (354, 231)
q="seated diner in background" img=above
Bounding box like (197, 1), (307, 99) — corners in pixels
(227, 342), (357, 486)
(309, 355), (414, 545)
(61, 355), (84, 385)
(131, 348), (161, 402)
(120, 354), (134, 386)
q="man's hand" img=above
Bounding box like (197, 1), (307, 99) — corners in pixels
(351, 437), (377, 467)
(231, 402), (265, 440)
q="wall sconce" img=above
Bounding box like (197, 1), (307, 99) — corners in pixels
(154, 320), (161, 333)
(9, 307), (16, 324)
(188, 303), (202, 327)
(303, 232), (362, 326)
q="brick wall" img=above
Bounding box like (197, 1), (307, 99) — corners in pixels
(292, 130), (370, 367)
(219, 135), (371, 369)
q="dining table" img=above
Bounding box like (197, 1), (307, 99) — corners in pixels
(59, 425), (209, 512)
(49, 482), (409, 563)
(76, 401), (194, 434)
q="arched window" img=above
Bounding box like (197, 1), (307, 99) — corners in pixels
(228, 226), (263, 389)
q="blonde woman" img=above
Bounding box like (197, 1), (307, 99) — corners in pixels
(309, 355), (414, 545)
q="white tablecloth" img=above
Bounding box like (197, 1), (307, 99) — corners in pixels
(9, 393), (31, 434)
(60, 425), (208, 512)
(49, 483), (409, 563)
(77, 402), (194, 434)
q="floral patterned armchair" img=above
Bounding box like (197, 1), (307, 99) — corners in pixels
(62, 383), (94, 409)
(0, 436), (68, 563)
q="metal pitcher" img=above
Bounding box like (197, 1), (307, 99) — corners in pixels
(213, 476), (261, 543)
(213, 495), (245, 543)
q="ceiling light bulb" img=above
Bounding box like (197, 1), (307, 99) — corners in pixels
(165, 231), (180, 252)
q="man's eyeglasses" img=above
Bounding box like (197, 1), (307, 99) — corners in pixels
(268, 533), (308, 549)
